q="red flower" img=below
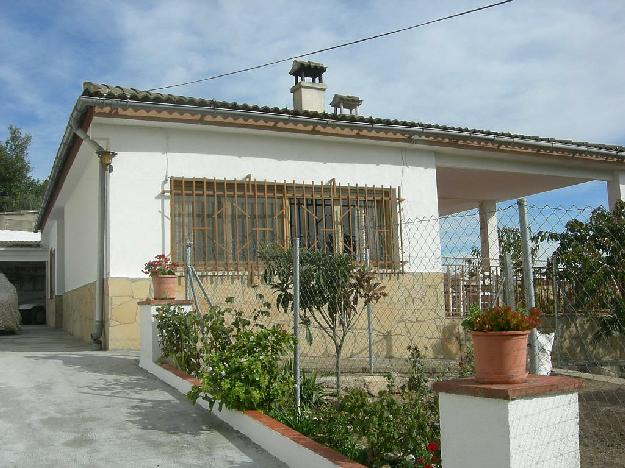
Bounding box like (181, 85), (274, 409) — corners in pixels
(427, 441), (438, 452)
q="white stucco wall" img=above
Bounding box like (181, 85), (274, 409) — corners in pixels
(94, 120), (441, 278)
(61, 146), (99, 292)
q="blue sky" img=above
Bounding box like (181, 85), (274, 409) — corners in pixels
(1, 0), (623, 209)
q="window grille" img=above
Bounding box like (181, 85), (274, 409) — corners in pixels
(170, 178), (403, 272)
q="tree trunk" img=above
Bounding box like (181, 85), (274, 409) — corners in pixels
(334, 341), (342, 398)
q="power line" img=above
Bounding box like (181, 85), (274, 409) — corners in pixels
(147, 0), (514, 92)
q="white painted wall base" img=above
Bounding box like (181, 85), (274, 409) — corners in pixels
(138, 303), (360, 468)
(439, 392), (580, 468)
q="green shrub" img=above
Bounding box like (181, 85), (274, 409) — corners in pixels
(188, 323), (294, 412)
(156, 298), (295, 412)
(271, 346), (441, 468)
(155, 304), (207, 375)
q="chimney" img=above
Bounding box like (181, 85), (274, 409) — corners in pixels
(289, 60), (327, 113)
(330, 94), (363, 116)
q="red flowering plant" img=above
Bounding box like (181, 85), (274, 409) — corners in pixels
(415, 440), (441, 467)
(142, 254), (178, 276)
(462, 305), (541, 332)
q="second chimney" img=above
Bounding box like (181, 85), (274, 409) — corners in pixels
(289, 60), (327, 113)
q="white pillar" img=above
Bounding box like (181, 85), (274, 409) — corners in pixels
(434, 376), (582, 468)
(479, 201), (500, 268)
(607, 171), (625, 210)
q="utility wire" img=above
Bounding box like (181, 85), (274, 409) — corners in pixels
(148, 0), (514, 92)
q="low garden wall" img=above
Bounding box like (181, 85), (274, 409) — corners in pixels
(138, 300), (365, 468)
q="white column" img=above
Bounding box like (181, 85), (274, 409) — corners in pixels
(479, 201), (500, 268)
(434, 375), (583, 468)
(438, 391), (580, 468)
(607, 171), (625, 210)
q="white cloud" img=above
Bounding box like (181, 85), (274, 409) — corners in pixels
(1, 0), (624, 187)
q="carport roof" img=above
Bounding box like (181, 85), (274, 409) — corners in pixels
(0, 230), (41, 247)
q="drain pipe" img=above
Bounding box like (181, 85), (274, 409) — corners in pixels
(72, 126), (116, 349)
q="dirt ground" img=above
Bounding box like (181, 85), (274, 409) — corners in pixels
(578, 379), (625, 467)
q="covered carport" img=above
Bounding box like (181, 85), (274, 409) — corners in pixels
(434, 143), (625, 266)
(0, 231), (48, 325)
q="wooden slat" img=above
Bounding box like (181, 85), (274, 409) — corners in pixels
(223, 178), (229, 272)
(181, 178), (187, 263)
(311, 181), (317, 250)
(302, 180), (309, 248)
(170, 178), (176, 262)
(213, 178), (218, 265)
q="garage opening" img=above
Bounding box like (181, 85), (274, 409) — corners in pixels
(0, 262), (46, 324)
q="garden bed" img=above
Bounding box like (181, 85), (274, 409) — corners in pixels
(147, 360), (365, 468)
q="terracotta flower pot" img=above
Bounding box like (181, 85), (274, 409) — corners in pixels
(471, 330), (530, 384)
(151, 274), (177, 300)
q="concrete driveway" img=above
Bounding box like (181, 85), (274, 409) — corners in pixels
(0, 326), (286, 468)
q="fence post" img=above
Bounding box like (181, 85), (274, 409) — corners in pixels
(365, 248), (374, 374)
(185, 241), (192, 301)
(517, 198), (538, 374)
(552, 254), (560, 367)
(502, 252), (515, 307)
(292, 237), (301, 413)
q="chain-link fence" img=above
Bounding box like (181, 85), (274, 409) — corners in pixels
(186, 199), (625, 466)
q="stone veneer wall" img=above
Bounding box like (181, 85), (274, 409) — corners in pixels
(54, 295), (63, 329)
(101, 273), (464, 364)
(62, 282), (96, 343)
(178, 272), (463, 371)
(105, 277), (153, 350)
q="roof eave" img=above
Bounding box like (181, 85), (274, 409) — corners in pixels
(84, 96), (625, 162)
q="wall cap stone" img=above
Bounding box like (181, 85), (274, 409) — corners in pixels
(433, 375), (583, 400)
(137, 299), (193, 306)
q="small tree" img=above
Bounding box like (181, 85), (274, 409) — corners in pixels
(540, 201), (625, 337)
(260, 245), (386, 396)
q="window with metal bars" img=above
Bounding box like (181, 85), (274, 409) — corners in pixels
(170, 178), (402, 271)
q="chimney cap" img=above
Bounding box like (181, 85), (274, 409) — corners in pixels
(330, 94), (363, 115)
(289, 60), (327, 83)
(289, 60), (327, 76)
(330, 94), (362, 108)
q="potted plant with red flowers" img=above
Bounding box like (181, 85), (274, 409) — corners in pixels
(142, 254), (178, 300)
(462, 305), (541, 384)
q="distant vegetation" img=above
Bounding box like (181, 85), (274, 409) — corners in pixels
(0, 125), (48, 212)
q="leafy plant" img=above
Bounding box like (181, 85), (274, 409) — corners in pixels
(189, 324), (294, 412)
(260, 244), (386, 396)
(462, 304), (540, 332)
(155, 304), (207, 375)
(156, 297), (295, 412)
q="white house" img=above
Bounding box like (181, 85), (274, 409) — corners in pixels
(37, 60), (625, 351)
